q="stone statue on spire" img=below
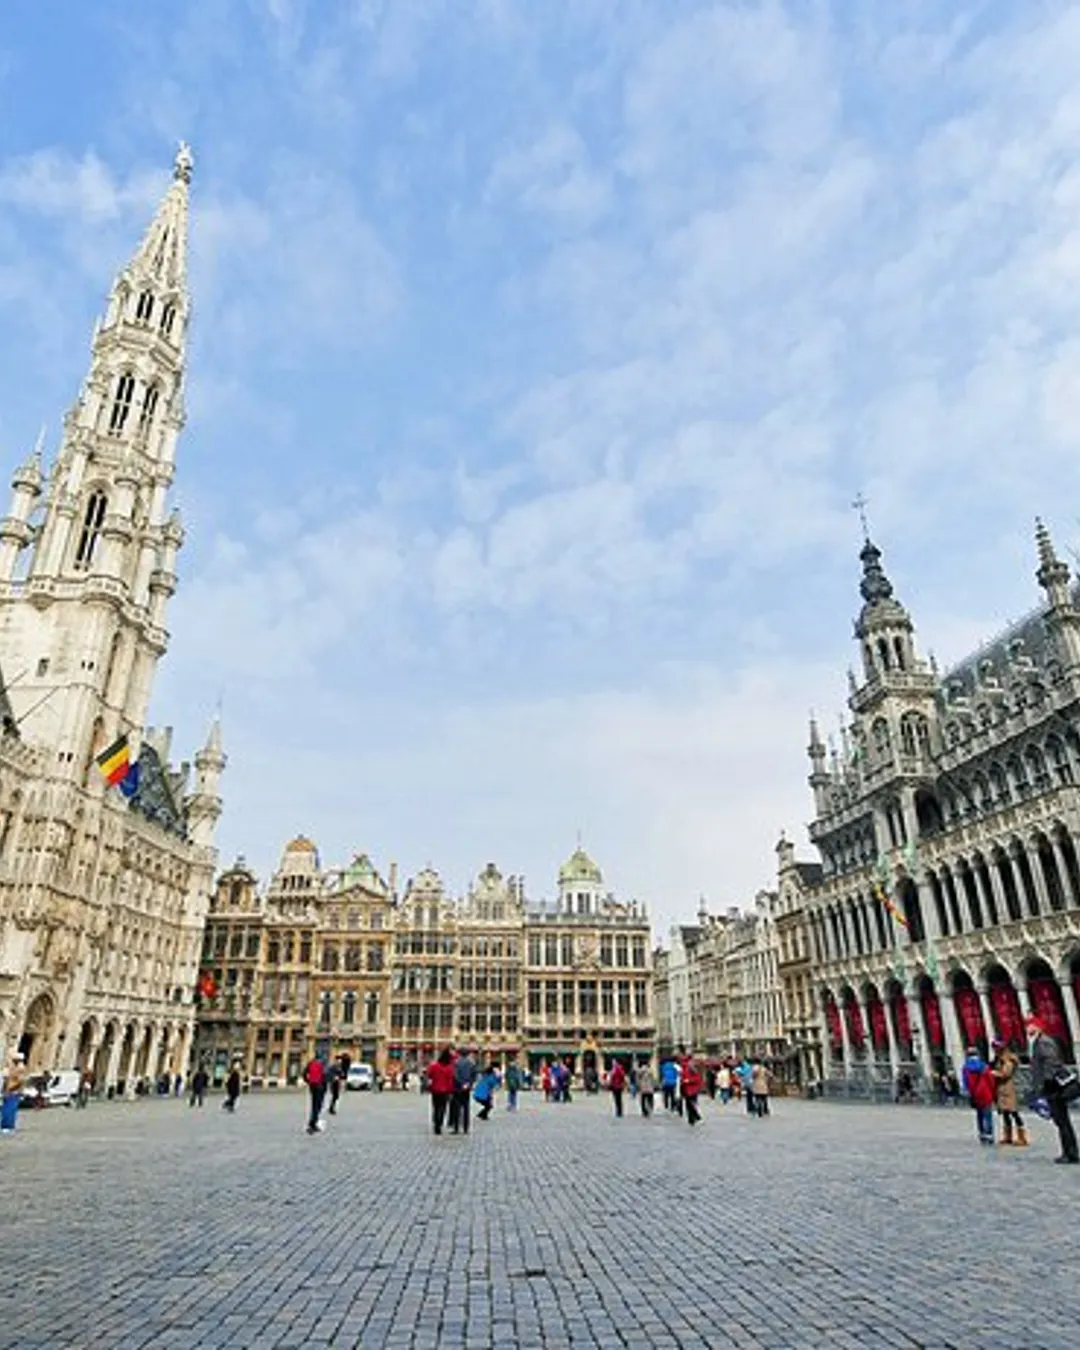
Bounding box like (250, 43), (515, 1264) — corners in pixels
(174, 141), (194, 184)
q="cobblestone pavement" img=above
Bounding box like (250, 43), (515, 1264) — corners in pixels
(0, 1089), (1077, 1350)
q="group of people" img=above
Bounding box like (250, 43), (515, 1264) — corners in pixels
(961, 1015), (1080, 1162)
(425, 1047), (507, 1134)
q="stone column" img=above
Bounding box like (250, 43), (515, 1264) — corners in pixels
(104, 1034), (124, 1096)
(882, 992), (901, 1081)
(977, 985), (995, 1049)
(1050, 835), (1073, 909)
(982, 863), (1008, 928)
(1060, 981), (1080, 1062)
(907, 991), (933, 1080)
(940, 991), (966, 1071)
(837, 996), (852, 1083)
(1025, 841), (1053, 916)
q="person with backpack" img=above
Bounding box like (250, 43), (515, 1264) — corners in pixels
(608, 1058), (627, 1118)
(303, 1054), (327, 1135)
(679, 1049), (703, 1127)
(1028, 1015), (1079, 1164)
(961, 1046), (995, 1145)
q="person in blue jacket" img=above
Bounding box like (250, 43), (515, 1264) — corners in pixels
(660, 1058), (681, 1114)
(474, 1065), (499, 1122)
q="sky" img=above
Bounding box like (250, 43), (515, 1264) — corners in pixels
(2, 1), (1080, 935)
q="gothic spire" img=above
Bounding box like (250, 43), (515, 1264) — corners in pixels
(1035, 517), (1071, 607)
(858, 537), (894, 606)
(122, 142), (192, 292)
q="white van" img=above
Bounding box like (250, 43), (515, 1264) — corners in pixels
(345, 1064), (374, 1091)
(21, 1069), (81, 1107)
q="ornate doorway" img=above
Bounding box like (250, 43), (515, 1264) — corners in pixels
(18, 993), (56, 1069)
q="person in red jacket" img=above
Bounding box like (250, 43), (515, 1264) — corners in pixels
(608, 1058), (627, 1118)
(302, 1055), (327, 1135)
(679, 1047), (703, 1126)
(427, 1046), (456, 1136)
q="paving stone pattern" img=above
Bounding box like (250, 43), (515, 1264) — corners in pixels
(0, 1090), (1076, 1349)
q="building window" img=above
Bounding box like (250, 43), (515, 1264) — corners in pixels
(579, 980), (597, 1016)
(137, 383), (160, 436)
(135, 290), (154, 323)
(160, 302), (176, 335)
(364, 991), (379, 1025)
(74, 491), (107, 569)
(632, 937), (646, 968)
(544, 935), (558, 966)
(108, 373), (135, 434)
(229, 931), (243, 958)
(342, 992), (356, 1025)
(544, 981), (559, 1017)
(600, 981), (614, 1017)
(344, 943), (362, 972)
(245, 931), (260, 958)
(600, 936), (613, 967)
(615, 936), (629, 968)
(560, 935), (575, 966)
(299, 935), (312, 964)
(367, 943), (385, 972)
(317, 990), (332, 1029)
(321, 944), (339, 973)
(527, 936), (540, 966)
(561, 983), (575, 1018)
(267, 936), (280, 965)
(634, 982), (648, 1017)
(617, 980), (631, 1017)
(527, 980), (541, 1017)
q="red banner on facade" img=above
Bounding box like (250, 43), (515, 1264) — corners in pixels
(825, 998), (843, 1050)
(892, 993), (912, 1050)
(1030, 979), (1070, 1046)
(989, 982), (1024, 1049)
(845, 998), (865, 1048)
(953, 987), (986, 1048)
(869, 998), (889, 1050)
(921, 988), (945, 1048)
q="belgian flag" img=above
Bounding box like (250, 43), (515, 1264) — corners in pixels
(95, 734), (131, 787)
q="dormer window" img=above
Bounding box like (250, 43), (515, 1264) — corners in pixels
(135, 290), (154, 323)
(73, 491), (107, 570)
(108, 372), (135, 434)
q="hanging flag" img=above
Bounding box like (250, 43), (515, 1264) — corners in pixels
(95, 735), (131, 787)
(118, 760), (140, 799)
(197, 971), (218, 1000)
(875, 883), (909, 929)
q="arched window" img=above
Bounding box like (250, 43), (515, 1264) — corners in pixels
(364, 991), (379, 1024)
(160, 302), (176, 336)
(877, 639), (891, 671)
(137, 384), (159, 436)
(108, 373), (135, 434)
(872, 718), (890, 758)
(317, 991), (332, 1029)
(893, 636), (906, 671)
(900, 716), (916, 757)
(1048, 735), (1073, 786)
(135, 290), (154, 323)
(989, 763), (1009, 806)
(74, 491), (107, 570)
(342, 992), (357, 1025)
(1026, 745), (1049, 790)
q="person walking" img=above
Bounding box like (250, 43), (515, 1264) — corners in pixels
(303, 1054), (327, 1135)
(189, 1065), (208, 1108)
(962, 1046), (995, 1146)
(679, 1051), (703, 1126)
(637, 1061), (655, 1118)
(327, 1059), (344, 1116)
(223, 1063), (241, 1113)
(660, 1059), (679, 1113)
(451, 1047), (477, 1135)
(736, 1058), (755, 1115)
(427, 1047), (455, 1135)
(990, 1039), (1026, 1147)
(1, 1053), (25, 1134)
(505, 1061), (521, 1112)
(608, 1058), (627, 1118)
(474, 1065), (499, 1122)
(1028, 1015), (1079, 1164)
(717, 1064), (731, 1105)
(77, 1068), (93, 1108)
(751, 1061), (771, 1117)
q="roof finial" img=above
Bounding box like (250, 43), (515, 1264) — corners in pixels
(852, 491), (871, 542)
(174, 141), (194, 184)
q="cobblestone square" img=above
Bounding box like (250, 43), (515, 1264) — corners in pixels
(0, 1091), (1076, 1349)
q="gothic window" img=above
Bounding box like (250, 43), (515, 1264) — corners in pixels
(135, 291), (154, 323)
(137, 384), (159, 436)
(872, 718), (890, 758)
(1047, 735), (1073, 785)
(989, 763), (1009, 806)
(317, 990), (332, 1029)
(160, 302), (176, 335)
(893, 637), (906, 671)
(1026, 745), (1049, 790)
(364, 991), (379, 1024)
(877, 639), (891, 671)
(342, 992), (356, 1025)
(108, 373), (135, 434)
(73, 491), (107, 570)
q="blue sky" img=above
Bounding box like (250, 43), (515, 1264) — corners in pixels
(2, 1), (1080, 931)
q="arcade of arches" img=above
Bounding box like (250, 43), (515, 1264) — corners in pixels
(821, 952), (1080, 1079)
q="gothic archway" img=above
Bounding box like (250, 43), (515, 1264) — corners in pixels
(18, 992), (55, 1069)
(984, 965), (1024, 1051)
(1025, 958), (1072, 1053)
(77, 1018), (97, 1072)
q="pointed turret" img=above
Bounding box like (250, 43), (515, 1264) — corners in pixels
(187, 714), (225, 850)
(808, 715), (830, 815)
(0, 428), (45, 581)
(853, 536), (918, 682)
(1035, 518), (1080, 672)
(122, 143), (192, 293)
